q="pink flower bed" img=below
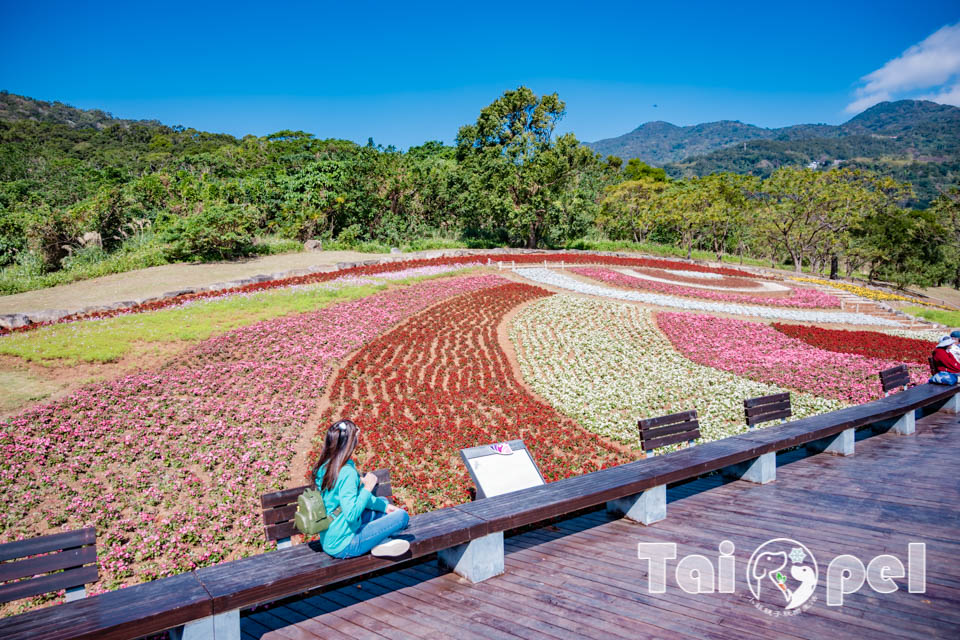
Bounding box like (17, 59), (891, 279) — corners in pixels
(0, 275), (505, 601)
(655, 312), (927, 405)
(573, 267), (841, 309)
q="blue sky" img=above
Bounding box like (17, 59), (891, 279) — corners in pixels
(1, 1), (958, 148)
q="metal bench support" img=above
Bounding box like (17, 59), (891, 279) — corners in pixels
(807, 428), (855, 456)
(172, 609), (240, 640)
(607, 484), (666, 525)
(438, 531), (504, 583)
(64, 585), (86, 602)
(722, 452), (776, 484)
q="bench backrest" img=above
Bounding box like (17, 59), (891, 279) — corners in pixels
(0, 527), (97, 605)
(743, 392), (792, 427)
(638, 410), (701, 452)
(879, 364), (910, 395)
(261, 469), (393, 543)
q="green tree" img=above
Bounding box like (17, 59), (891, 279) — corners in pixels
(456, 87), (599, 248)
(623, 158), (668, 182)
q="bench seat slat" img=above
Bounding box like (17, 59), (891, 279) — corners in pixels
(743, 392), (790, 408)
(744, 400), (791, 417)
(262, 505), (298, 527)
(0, 528), (95, 564)
(642, 430), (701, 451)
(639, 420), (699, 438)
(882, 378), (910, 392)
(639, 410), (696, 429)
(200, 507), (490, 614)
(746, 408), (792, 426)
(0, 564), (98, 606)
(0, 571), (211, 640)
(0, 545), (96, 584)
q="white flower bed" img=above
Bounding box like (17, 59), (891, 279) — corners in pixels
(510, 295), (844, 453)
(514, 268), (900, 326)
(877, 327), (944, 341)
(665, 268), (723, 280)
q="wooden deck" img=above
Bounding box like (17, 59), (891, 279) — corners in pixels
(241, 411), (960, 640)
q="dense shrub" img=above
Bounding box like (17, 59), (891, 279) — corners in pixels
(161, 203), (260, 261)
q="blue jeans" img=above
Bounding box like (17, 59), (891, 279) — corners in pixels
(332, 508), (410, 559)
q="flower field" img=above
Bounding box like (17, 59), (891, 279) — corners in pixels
(0, 274), (501, 601)
(771, 323), (935, 365)
(571, 266), (841, 308)
(515, 267), (899, 325)
(1, 251), (946, 616)
(311, 282), (633, 512)
(510, 295), (843, 449)
(656, 312), (928, 404)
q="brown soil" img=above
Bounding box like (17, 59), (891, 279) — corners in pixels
(0, 341), (191, 418)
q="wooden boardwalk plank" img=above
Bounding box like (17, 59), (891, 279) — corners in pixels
(243, 410), (960, 639)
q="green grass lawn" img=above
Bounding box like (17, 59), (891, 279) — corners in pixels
(0, 269), (483, 363)
(903, 306), (960, 328)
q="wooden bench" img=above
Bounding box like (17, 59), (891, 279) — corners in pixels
(3, 382), (959, 640)
(260, 469), (393, 549)
(880, 364), (911, 396)
(744, 392), (791, 428)
(638, 410), (700, 453)
(0, 528), (97, 606)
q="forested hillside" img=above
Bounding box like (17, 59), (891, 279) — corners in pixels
(1, 89), (959, 295)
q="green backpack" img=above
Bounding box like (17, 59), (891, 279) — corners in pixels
(294, 488), (335, 535)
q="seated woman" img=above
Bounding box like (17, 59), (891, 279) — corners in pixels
(932, 335), (960, 374)
(311, 419), (410, 558)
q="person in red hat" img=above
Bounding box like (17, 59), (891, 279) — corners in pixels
(932, 335), (960, 374)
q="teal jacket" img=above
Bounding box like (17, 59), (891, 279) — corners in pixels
(314, 459), (389, 555)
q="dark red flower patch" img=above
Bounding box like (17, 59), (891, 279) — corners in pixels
(307, 282), (634, 513)
(771, 323), (934, 365)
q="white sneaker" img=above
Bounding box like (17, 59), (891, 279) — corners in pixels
(371, 538), (410, 557)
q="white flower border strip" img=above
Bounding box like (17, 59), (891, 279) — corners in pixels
(509, 295), (844, 453)
(665, 268), (724, 280)
(513, 268), (901, 326)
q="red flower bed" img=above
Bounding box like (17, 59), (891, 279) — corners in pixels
(0, 253), (761, 337)
(308, 282), (633, 512)
(771, 323), (934, 365)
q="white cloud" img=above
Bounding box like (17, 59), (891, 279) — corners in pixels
(847, 22), (960, 113)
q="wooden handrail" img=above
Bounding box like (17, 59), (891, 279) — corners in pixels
(1, 382), (957, 640)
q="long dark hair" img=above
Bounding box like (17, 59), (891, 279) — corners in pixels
(311, 419), (359, 491)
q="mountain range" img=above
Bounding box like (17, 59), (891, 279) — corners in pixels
(585, 100), (960, 206)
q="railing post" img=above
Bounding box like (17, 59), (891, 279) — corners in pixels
(722, 452), (776, 484)
(438, 532), (504, 583)
(171, 609), (240, 640)
(606, 484), (666, 525)
(807, 429), (854, 456)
